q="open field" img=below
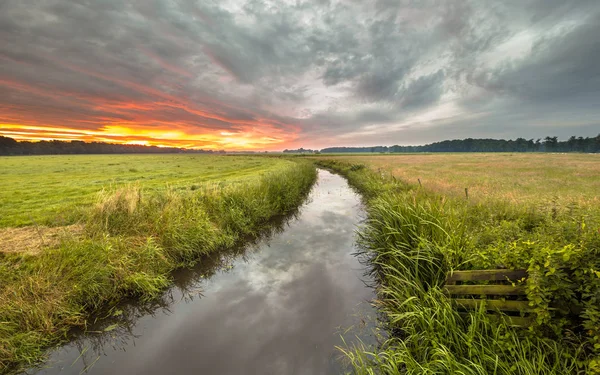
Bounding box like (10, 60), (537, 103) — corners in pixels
(0, 155), (316, 373)
(2, 152), (599, 374)
(0, 154), (291, 228)
(314, 153), (600, 208)
(315, 155), (600, 374)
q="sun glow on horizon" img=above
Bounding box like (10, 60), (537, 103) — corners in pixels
(0, 123), (295, 151)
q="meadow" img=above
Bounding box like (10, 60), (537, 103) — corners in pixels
(0, 154), (292, 228)
(313, 154), (600, 374)
(314, 153), (600, 207)
(0, 155), (316, 373)
(2, 152), (599, 374)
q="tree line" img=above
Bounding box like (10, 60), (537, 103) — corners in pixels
(2, 134), (599, 155)
(0, 136), (223, 155)
(320, 135), (600, 153)
(282, 147), (317, 154)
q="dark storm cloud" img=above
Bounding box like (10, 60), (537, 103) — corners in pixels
(468, 14), (600, 102)
(400, 69), (445, 109)
(1, 0), (599, 149)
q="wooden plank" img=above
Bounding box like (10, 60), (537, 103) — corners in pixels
(458, 313), (533, 327)
(490, 315), (534, 328)
(454, 299), (532, 312)
(446, 269), (527, 283)
(444, 285), (526, 296)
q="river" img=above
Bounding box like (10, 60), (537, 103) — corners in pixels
(29, 169), (376, 375)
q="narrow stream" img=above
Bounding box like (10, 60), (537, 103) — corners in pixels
(30, 169), (376, 375)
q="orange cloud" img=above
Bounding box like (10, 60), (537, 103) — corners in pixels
(0, 57), (301, 150)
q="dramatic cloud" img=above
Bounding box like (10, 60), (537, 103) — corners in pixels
(1, 0), (599, 149)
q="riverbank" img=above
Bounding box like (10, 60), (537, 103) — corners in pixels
(28, 169), (375, 375)
(314, 157), (599, 374)
(0, 157), (316, 374)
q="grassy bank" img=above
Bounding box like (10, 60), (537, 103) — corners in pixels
(0, 156), (316, 373)
(313, 157), (599, 374)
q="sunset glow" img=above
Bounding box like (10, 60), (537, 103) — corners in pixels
(0, 52), (301, 150)
(0, 67), (301, 150)
(0, 123), (292, 150)
(2, 1), (599, 151)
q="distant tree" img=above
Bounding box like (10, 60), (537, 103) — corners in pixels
(0, 136), (216, 156)
(0, 136), (17, 148)
(282, 147), (316, 154)
(320, 135), (599, 154)
(544, 136), (558, 152)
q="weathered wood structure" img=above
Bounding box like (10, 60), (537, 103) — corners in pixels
(444, 269), (532, 327)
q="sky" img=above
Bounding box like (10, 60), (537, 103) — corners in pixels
(1, 0), (599, 151)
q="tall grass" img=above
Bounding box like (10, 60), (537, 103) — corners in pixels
(0, 160), (316, 374)
(315, 158), (598, 374)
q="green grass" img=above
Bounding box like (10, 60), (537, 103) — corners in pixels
(0, 155), (317, 373)
(314, 157), (600, 375)
(0, 154), (291, 228)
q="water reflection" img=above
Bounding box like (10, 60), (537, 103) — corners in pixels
(29, 170), (376, 375)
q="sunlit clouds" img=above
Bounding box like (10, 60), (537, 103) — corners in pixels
(0, 123), (289, 150)
(1, 1), (599, 149)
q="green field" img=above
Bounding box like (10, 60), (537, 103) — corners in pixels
(0, 155), (316, 373)
(0, 155), (292, 228)
(2, 152), (599, 374)
(314, 154), (600, 374)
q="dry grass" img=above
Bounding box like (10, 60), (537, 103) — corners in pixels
(315, 153), (600, 208)
(0, 225), (84, 255)
(95, 185), (142, 216)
